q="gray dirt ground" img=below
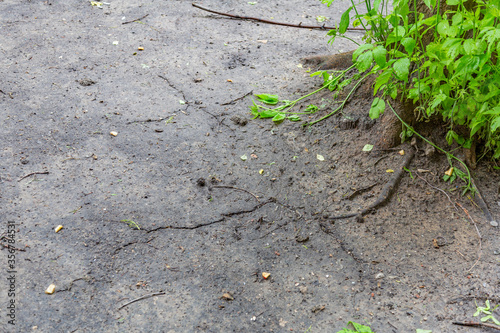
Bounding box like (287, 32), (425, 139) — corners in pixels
(1, 0), (499, 332)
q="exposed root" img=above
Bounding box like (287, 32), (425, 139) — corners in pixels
(470, 178), (495, 224)
(301, 51), (354, 71)
(329, 148), (415, 222)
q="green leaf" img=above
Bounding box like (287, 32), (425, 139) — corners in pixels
(370, 98), (386, 119)
(452, 13), (463, 26)
(339, 8), (352, 34)
(272, 112), (286, 122)
(305, 104), (319, 112)
(422, 0), (435, 8)
(288, 115), (301, 121)
(437, 20), (450, 36)
(491, 117), (500, 132)
(255, 94), (279, 105)
(393, 58), (410, 82)
(350, 321), (375, 332)
(374, 69), (393, 94)
(387, 26), (406, 44)
(462, 39), (475, 55)
(250, 101), (259, 118)
(356, 51), (374, 72)
(401, 37), (416, 54)
(362, 144), (374, 151)
(259, 110), (278, 118)
(446, 0), (460, 5)
(372, 45), (387, 67)
(353, 44), (374, 61)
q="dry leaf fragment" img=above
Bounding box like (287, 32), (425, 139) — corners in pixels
(259, 169), (264, 175)
(45, 284), (56, 294)
(55, 225), (63, 233)
(138, 46), (144, 51)
(262, 272), (271, 279)
(445, 167), (454, 176)
(110, 131), (118, 137)
(221, 292), (234, 301)
(257, 39), (268, 43)
(311, 305), (325, 313)
(433, 239), (440, 248)
(227, 79), (233, 82)
(399, 150), (405, 155)
(386, 169), (394, 173)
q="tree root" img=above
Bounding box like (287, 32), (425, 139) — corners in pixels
(471, 178), (496, 225)
(329, 148), (415, 222)
(301, 51), (354, 71)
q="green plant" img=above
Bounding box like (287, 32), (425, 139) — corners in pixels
(121, 219), (140, 230)
(474, 300), (500, 326)
(336, 321), (375, 333)
(323, 0), (500, 159)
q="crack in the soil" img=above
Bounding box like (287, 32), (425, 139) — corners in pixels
(145, 197), (278, 233)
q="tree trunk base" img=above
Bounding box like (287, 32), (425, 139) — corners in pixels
(302, 52), (478, 167)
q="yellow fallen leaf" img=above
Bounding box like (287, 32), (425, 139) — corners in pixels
(90, 1), (102, 7)
(262, 272), (271, 279)
(45, 284), (56, 294)
(55, 225), (63, 233)
(110, 131), (118, 137)
(138, 46), (144, 51)
(386, 169), (394, 173)
(399, 150), (405, 156)
(445, 167), (454, 176)
(227, 79), (233, 82)
(259, 169), (264, 175)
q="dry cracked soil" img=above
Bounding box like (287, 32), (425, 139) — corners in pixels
(1, 0), (499, 332)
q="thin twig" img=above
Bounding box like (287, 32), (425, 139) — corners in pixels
(117, 292), (165, 310)
(192, 3), (365, 31)
(18, 171), (49, 182)
(122, 14), (149, 25)
(452, 321), (500, 330)
(212, 185), (260, 202)
(456, 201), (482, 272)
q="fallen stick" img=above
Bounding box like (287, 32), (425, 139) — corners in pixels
(122, 14), (149, 25)
(117, 292), (165, 310)
(18, 171), (49, 182)
(192, 3), (365, 32)
(452, 321), (500, 330)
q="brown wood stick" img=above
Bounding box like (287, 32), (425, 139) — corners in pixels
(192, 3), (365, 32)
(452, 321), (500, 330)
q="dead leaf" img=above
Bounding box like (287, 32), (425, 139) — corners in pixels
(311, 305), (325, 313)
(221, 292), (234, 301)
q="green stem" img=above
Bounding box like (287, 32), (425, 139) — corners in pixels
(307, 72), (369, 126)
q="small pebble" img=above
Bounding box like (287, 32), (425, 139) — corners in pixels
(490, 220), (499, 227)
